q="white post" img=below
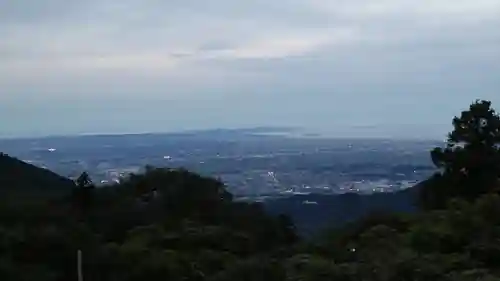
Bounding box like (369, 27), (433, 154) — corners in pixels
(77, 250), (83, 281)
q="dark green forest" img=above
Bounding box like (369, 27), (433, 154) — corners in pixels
(1, 99), (500, 281)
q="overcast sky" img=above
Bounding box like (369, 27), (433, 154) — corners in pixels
(1, 0), (499, 139)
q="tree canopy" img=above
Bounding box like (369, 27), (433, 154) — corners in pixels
(419, 100), (500, 209)
(2, 99), (500, 280)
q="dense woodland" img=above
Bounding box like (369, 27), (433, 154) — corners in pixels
(1, 99), (500, 281)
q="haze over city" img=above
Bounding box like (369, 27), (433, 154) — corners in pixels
(1, 0), (499, 138)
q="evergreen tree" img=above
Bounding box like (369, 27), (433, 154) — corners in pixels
(76, 172), (93, 189)
(420, 100), (500, 209)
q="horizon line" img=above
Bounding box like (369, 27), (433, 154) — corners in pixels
(0, 126), (443, 142)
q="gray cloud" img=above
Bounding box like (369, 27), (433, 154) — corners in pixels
(0, 0), (499, 137)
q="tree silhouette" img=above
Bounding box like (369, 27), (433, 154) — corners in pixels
(76, 172), (93, 189)
(73, 172), (95, 218)
(420, 100), (500, 209)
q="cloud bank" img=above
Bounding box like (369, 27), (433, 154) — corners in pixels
(1, 0), (499, 137)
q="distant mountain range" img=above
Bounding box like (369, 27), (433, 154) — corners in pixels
(0, 127), (299, 142)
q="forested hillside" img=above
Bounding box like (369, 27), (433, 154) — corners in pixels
(1, 99), (499, 280)
(0, 153), (75, 197)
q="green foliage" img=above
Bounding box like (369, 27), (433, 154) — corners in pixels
(2, 100), (500, 280)
(420, 100), (500, 209)
(0, 165), (297, 280)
